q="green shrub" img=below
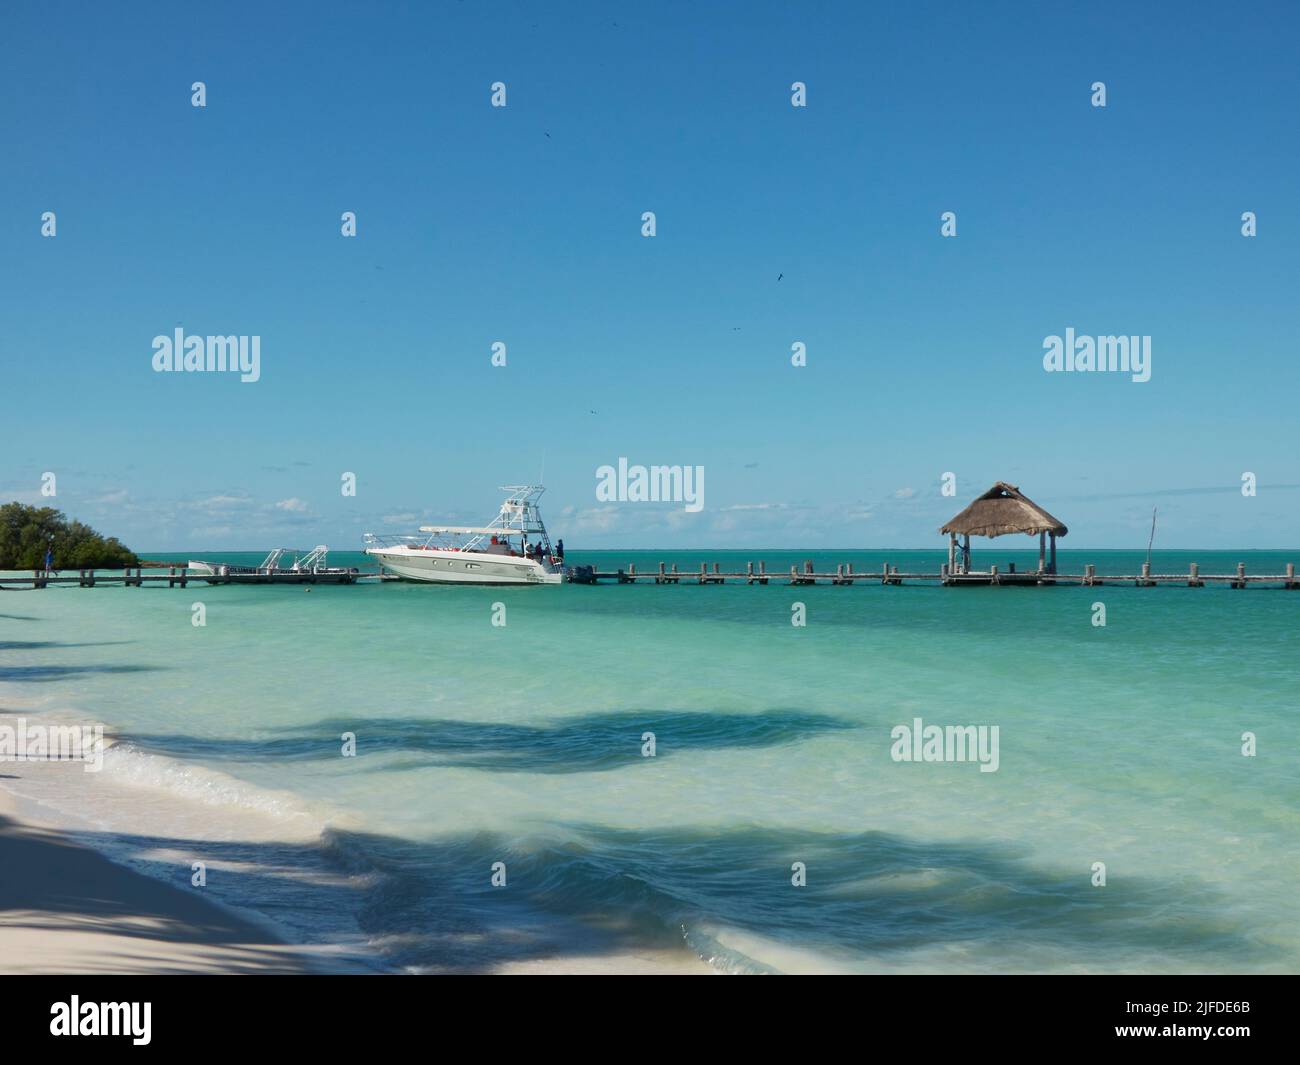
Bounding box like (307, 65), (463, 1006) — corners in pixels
(0, 503), (139, 569)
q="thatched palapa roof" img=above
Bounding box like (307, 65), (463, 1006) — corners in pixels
(940, 482), (1068, 539)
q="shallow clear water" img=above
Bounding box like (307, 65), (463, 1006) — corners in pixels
(2, 548), (1298, 973)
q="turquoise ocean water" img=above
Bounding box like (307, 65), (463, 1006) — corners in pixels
(1, 547), (1297, 973)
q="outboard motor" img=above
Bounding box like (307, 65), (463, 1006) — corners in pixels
(566, 565), (596, 584)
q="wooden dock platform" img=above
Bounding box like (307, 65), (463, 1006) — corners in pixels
(0, 566), (386, 588)
(568, 559), (1300, 589)
(2, 561), (1296, 590)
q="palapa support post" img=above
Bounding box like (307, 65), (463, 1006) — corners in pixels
(1049, 532), (1057, 574)
(1038, 531), (1046, 574)
(759, 560), (768, 585)
(1232, 562), (1247, 589)
(1189, 562), (1203, 587)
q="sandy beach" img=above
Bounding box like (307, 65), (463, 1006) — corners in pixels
(0, 773), (710, 975)
(0, 780), (344, 975)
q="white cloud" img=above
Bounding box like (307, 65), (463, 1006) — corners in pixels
(567, 506), (629, 534)
(191, 494), (255, 510)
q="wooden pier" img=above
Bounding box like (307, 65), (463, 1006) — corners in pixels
(0, 566), (383, 588)
(569, 560), (1300, 589)
(2, 562), (1297, 590)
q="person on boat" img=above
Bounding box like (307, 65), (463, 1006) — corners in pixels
(555, 539), (564, 561)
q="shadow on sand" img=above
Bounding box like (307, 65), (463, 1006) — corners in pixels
(0, 814), (318, 974)
(0, 813), (1272, 975)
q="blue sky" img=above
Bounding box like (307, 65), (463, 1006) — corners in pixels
(2, 1), (1297, 549)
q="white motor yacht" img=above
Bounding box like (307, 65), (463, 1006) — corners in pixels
(363, 486), (565, 585)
